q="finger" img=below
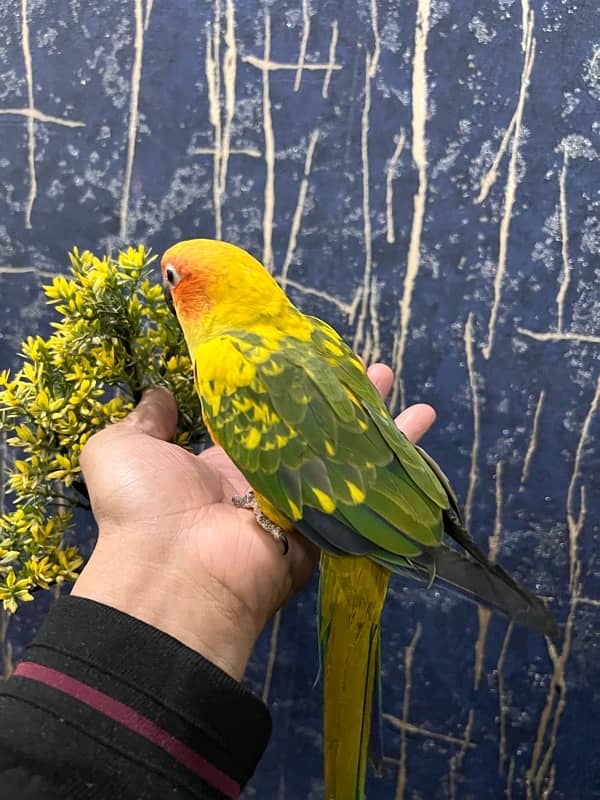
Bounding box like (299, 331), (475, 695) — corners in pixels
(121, 386), (178, 441)
(395, 403), (436, 444)
(80, 387), (178, 476)
(366, 362), (394, 400)
(286, 530), (320, 599)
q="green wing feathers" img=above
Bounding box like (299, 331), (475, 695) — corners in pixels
(194, 319), (555, 634)
(196, 321), (447, 557)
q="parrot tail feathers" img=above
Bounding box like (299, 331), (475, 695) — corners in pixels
(410, 448), (557, 634)
(319, 555), (389, 800)
(368, 633), (384, 776)
(375, 547), (557, 637)
(432, 547), (558, 636)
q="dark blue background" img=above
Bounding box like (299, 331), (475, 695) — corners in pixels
(1, 1), (599, 797)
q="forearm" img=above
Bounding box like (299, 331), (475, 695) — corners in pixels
(71, 533), (261, 681)
(0, 596), (271, 800)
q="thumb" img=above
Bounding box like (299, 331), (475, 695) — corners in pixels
(81, 386), (178, 476)
(120, 386), (178, 441)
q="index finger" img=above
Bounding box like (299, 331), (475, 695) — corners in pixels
(395, 403), (436, 444)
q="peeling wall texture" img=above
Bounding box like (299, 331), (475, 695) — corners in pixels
(1, 1), (599, 798)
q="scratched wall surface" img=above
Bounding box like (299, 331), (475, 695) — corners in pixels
(0, 0), (599, 797)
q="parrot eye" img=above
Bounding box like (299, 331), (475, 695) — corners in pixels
(164, 264), (181, 287)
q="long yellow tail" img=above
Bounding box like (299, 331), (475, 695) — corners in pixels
(319, 554), (390, 800)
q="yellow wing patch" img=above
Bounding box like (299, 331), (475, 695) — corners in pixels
(323, 340), (344, 358)
(249, 403), (280, 426)
(345, 481), (366, 504)
(262, 360), (285, 377)
(232, 396), (254, 413)
(311, 488), (336, 513)
(195, 338), (257, 395)
(243, 427), (261, 449)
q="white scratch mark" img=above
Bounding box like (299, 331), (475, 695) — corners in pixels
(566, 378), (599, 591)
(204, 0), (237, 240)
(0, 265), (59, 277)
(279, 129), (319, 289)
(144, 0), (153, 30)
(497, 622), (514, 775)
(322, 20), (339, 98)
(521, 389), (546, 486)
(384, 715), (477, 748)
(0, 108), (84, 127)
(352, 51), (375, 356)
(0, 6), (91, 228)
(506, 755), (516, 800)
(516, 327), (600, 344)
(527, 385), (598, 797)
(521, 0), (530, 52)
(448, 710), (475, 800)
(475, 0), (529, 203)
(556, 151), (571, 332)
(261, 11), (275, 271)
(482, 7), (536, 360)
(391, 0), (431, 409)
(21, 0), (36, 229)
(473, 461), (504, 690)
(394, 624), (422, 800)
(386, 129), (407, 244)
(294, 0), (311, 92)
(283, 277), (354, 315)
(577, 596), (600, 608)
(219, 0), (237, 228)
(464, 313), (481, 532)
(243, 55), (341, 73)
(368, 274), (382, 364)
(191, 146), (260, 158)
(474, 115), (517, 204)
(527, 574), (578, 799)
(369, 0), (381, 73)
(205, 7), (222, 238)
(352, 0), (380, 359)
(119, 0), (147, 241)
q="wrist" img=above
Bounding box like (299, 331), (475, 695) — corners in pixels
(71, 533), (260, 681)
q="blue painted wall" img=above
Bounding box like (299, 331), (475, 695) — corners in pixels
(1, 1), (599, 797)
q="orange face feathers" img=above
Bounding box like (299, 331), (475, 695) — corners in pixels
(161, 239), (270, 312)
(160, 238), (298, 348)
(161, 248), (212, 323)
(161, 239), (221, 322)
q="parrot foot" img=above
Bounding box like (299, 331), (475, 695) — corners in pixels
(232, 490), (289, 555)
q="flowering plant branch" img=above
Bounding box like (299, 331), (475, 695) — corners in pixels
(0, 245), (203, 612)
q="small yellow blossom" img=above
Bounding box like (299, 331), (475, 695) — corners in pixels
(0, 244), (205, 613)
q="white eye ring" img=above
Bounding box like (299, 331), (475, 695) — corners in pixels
(164, 263), (181, 287)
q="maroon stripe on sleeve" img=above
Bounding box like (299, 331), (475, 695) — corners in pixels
(14, 661), (240, 799)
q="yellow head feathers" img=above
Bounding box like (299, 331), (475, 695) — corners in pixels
(161, 239), (295, 349)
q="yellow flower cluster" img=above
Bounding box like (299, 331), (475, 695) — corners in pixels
(0, 245), (203, 613)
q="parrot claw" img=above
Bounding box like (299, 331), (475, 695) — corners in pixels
(232, 490), (289, 555)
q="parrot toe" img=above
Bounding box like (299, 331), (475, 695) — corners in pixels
(232, 490), (289, 555)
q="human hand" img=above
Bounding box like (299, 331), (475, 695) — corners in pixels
(72, 364), (435, 680)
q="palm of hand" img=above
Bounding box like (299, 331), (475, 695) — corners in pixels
(81, 403), (316, 633)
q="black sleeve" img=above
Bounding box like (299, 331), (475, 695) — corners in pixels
(0, 595), (272, 799)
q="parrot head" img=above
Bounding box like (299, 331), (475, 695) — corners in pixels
(161, 239), (294, 350)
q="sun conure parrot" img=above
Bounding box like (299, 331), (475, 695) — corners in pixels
(160, 238), (556, 800)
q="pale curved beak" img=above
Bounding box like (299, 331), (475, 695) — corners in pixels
(163, 284), (176, 315)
